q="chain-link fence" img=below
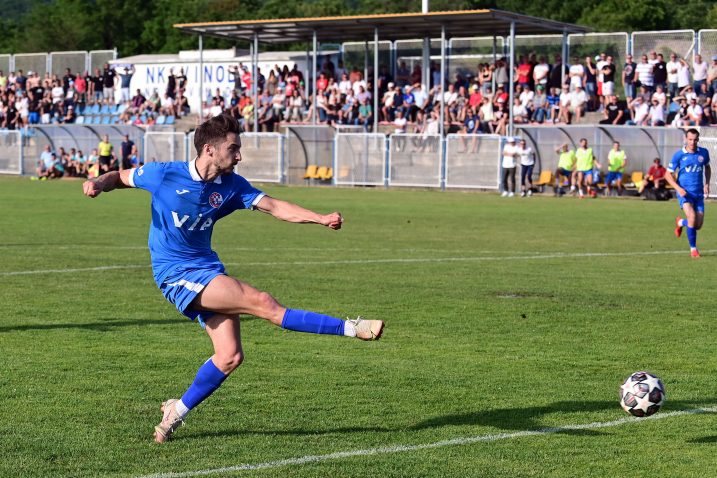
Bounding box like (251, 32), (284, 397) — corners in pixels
(388, 133), (441, 187)
(444, 134), (502, 189)
(0, 55), (10, 74)
(334, 133), (386, 186)
(235, 133), (283, 183)
(698, 30), (717, 63)
(632, 30), (695, 61)
(89, 50), (116, 73)
(143, 132), (187, 163)
(512, 34), (564, 62)
(0, 131), (22, 175)
(448, 36), (504, 83)
(13, 53), (47, 77)
(50, 51), (87, 76)
(341, 41), (392, 78)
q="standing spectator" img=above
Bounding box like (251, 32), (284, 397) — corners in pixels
(102, 63), (116, 104)
(677, 57), (692, 94)
(622, 54), (637, 100)
(494, 58), (509, 89)
(601, 56), (616, 110)
(569, 56), (585, 91)
(548, 54), (564, 92)
(517, 138), (535, 197)
(62, 68), (74, 94)
(15, 69), (27, 92)
(0, 70), (6, 90)
(74, 73), (87, 106)
(583, 56), (597, 110)
(98, 134), (114, 173)
(533, 56), (550, 90)
(653, 53), (667, 93)
(596, 52), (607, 101)
(707, 55), (717, 95)
(516, 55), (532, 90)
(166, 67), (177, 100)
(395, 61), (410, 87)
(666, 53), (681, 100)
(692, 54), (708, 93)
(91, 67), (104, 101)
(119, 66), (135, 103)
(120, 134), (135, 170)
(176, 68), (187, 93)
(635, 54), (654, 93)
(500, 137), (518, 197)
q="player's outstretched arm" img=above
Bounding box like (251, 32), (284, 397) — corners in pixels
(82, 169), (133, 198)
(255, 196), (342, 229)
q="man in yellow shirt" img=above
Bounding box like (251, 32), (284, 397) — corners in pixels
(605, 141), (627, 196)
(98, 134), (115, 173)
(575, 138), (601, 198)
(554, 143), (576, 195)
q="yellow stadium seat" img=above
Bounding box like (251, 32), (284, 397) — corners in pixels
(316, 166), (329, 180)
(319, 167), (333, 180)
(534, 170), (553, 192)
(303, 165), (320, 180)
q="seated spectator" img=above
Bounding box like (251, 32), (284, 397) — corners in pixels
(529, 85), (549, 124)
(546, 87), (560, 123)
(36, 145), (54, 178)
(392, 109), (407, 152)
(686, 97), (704, 125)
(286, 89), (305, 122)
(478, 96), (494, 133)
(652, 85), (667, 108)
(639, 158), (667, 195)
(356, 98), (373, 131)
(600, 95), (626, 125)
(381, 82), (396, 122)
(63, 105), (76, 124)
(648, 99), (665, 126)
(627, 96), (649, 125)
(569, 85), (587, 122)
(558, 85), (571, 123)
(512, 97), (529, 123)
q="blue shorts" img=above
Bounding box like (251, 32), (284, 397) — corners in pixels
(557, 168), (572, 178)
(678, 193), (705, 213)
(157, 263), (226, 327)
(606, 171), (622, 184)
(578, 169), (592, 176)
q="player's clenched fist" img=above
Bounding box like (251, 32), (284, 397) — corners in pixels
(324, 212), (343, 230)
(83, 180), (102, 198)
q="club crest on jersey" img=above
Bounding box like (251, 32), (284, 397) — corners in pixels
(209, 192), (223, 208)
(698, 156), (705, 163)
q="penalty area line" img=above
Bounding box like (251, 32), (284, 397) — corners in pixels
(1, 249), (715, 276)
(137, 406), (717, 478)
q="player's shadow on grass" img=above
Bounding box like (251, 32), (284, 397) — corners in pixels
(0, 318), (182, 333)
(689, 436), (717, 443)
(409, 399), (717, 436)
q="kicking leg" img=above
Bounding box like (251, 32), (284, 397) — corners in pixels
(193, 274), (383, 339)
(682, 203), (700, 256)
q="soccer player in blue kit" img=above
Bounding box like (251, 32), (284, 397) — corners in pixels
(82, 114), (384, 442)
(665, 128), (711, 258)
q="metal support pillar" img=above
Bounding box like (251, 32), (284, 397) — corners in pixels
(508, 21), (515, 137)
(198, 35), (203, 123)
(253, 33), (259, 132)
(561, 29), (568, 88)
(312, 30), (318, 124)
(374, 28), (379, 132)
(440, 25), (446, 191)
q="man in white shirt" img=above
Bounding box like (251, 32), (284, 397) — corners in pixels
(666, 53), (681, 99)
(392, 110), (407, 151)
(558, 85), (572, 124)
(338, 73), (352, 95)
(635, 55), (654, 93)
(569, 57), (585, 91)
(686, 98), (703, 125)
(569, 85), (587, 123)
(516, 138), (535, 197)
(648, 99), (665, 126)
(707, 55), (717, 95)
(501, 137), (519, 197)
(629, 96), (649, 125)
(533, 57), (550, 89)
(677, 58), (691, 92)
(692, 54), (708, 92)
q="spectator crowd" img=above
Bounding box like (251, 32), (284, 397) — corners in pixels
(3, 47), (717, 133)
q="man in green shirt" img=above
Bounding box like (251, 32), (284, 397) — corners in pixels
(554, 143), (576, 195)
(575, 138), (601, 198)
(605, 141), (627, 196)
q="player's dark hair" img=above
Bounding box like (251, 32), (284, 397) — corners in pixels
(194, 114), (242, 155)
(685, 128), (700, 137)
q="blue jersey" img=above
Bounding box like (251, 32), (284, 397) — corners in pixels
(668, 147), (711, 195)
(129, 160), (265, 284)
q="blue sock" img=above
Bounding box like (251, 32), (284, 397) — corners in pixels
(687, 226), (697, 248)
(281, 308), (345, 335)
(679, 219), (687, 227)
(180, 358), (227, 410)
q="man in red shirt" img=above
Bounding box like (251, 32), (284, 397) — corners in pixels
(639, 157), (667, 194)
(74, 73), (87, 105)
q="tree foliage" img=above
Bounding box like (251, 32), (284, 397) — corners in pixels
(0, 0), (714, 56)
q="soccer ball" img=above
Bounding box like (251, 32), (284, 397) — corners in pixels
(619, 371), (666, 417)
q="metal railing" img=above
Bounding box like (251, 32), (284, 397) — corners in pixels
(334, 133), (387, 186)
(444, 134), (502, 189)
(0, 131), (22, 175)
(387, 133), (441, 187)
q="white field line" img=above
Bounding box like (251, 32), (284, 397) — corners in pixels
(1, 249), (715, 277)
(136, 406), (717, 478)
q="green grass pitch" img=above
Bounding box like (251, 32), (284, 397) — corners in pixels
(1, 175), (716, 477)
